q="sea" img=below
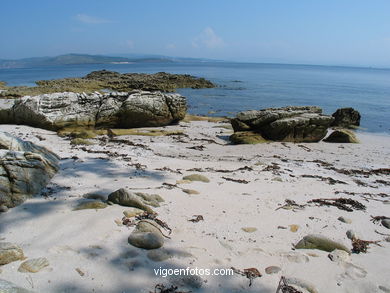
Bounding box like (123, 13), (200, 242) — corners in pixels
(0, 62), (389, 135)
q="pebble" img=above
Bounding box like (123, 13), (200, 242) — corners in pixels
(382, 219), (390, 229)
(128, 220), (164, 250)
(328, 249), (350, 263)
(123, 208), (144, 218)
(289, 224), (299, 232)
(338, 216), (352, 224)
(182, 174), (210, 183)
(182, 189), (200, 195)
(265, 266), (281, 274)
(346, 230), (358, 240)
(379, 285), (390, 292)
(18, 257), (49, 273)
(241, 227), (257, 233)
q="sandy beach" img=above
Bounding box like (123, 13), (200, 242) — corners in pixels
(0, 120), (389, 293)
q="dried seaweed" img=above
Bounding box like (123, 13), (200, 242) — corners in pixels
(370, 215), (390, 224)
(186, 145), (205, 151)
(301, 174), (347, 185)
(231, 267), (262, 287)
(155, 167), (183, 174)
(276, 277), (302, 293)
(188, 215), (204, 223)
(329, 167), (390, 176)
(307, 197), (365, 212)
(122, 212), (172, 238)
(222, 177), (249, 184)
(152, 284), (191, 293)
(351, 238), (381, 254)
(276, 199), (305, 211)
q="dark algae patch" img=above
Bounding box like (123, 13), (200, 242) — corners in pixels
(0, 70), (216, 98)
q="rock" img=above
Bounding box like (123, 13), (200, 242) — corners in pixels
(82, 193), (106, 201)
(331, 107), (361, 128)
(0, 242), (25, 265)
(379, 285), (390, 293)
(182, 189), (200, 195)
(70, 138), (95, 145)
(241, 227), (257, 233)
(338, 216), (352, 224)
(18, 257), (49, 273)
(0, 205), (8, 212)
(123, 207), (144, 218)
(346, 230), (359, 240)
(182, 174), (210, 183)
(0, 132), (59, 208)
(73, 201), (108, 210)
(108, 188), (163, 212)
(128, 220), (164, 250)
(295, 235), (350, 253)
(282, 277), (319, 293)
(0, 90), (187, 130)
(229, 131), (267, 144)
(230, 106), (334, 142)
(382, 219), (390, 229)
(324, 129), (359, 143)
(265, 266), (281, 274)
(328, 249), (350, 263)
(0, 279), (34, 293)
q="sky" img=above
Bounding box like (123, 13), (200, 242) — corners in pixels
(1, 0), (390, 67)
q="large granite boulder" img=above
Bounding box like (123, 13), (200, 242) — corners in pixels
(230, 106), (334, 142)
(0, 90), (187, 130)
(0, 132), (59, 208)
(331, 107), (361, 128)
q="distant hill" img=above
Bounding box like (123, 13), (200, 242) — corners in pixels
(0, 53), (176, 69)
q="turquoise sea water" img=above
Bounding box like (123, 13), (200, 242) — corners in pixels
(0, 62), (389, 134)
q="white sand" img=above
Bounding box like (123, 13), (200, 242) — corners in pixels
(0, 121), (389, 293)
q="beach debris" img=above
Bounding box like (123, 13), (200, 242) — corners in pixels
(75, 268), (85, 276)
(307, 197), (365, 212)
(276, 276), (319, 293)
(297, 144), (311, 152)
(276, 199), (305, 211)
(151, 283), (191, 293)
(186, 145), (205, 151)
(188, 215), (204, 223)
(122, 212), (172, 238)
(221, 176), (249, 184)
(231, 267), (262, 287)
(263, 163), (281, 174)
(371, 215), (390, 224)
(301, 174), (347, 185)
(351, 238), (381, 254)
(155, 167), (183, 174)
(328, 167), (390, 176)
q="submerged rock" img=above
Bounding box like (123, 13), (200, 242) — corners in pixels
(18, 257), (49, 273)
(0, 242), (25, 265)
(0, 132), (59, 208)
(230, 106), (334, 142)
(324, 129), (359, 143)
(295, 235), (350, 253)
(128, 220), (164, 250)
(331, 107), (361, 128)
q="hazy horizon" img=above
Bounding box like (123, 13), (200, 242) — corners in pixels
(2, 0), (390, 67)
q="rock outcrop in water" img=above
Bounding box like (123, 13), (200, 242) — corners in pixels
(0, 90), (187, 130)
(0, 132), (59, 208)
(230, 106), (334, 143)
(331, 107), (361, 128)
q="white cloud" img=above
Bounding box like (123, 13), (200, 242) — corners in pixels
(166, 43), (176, 50)
(192, 27), (225, 49)
(75, 14), (111, 24)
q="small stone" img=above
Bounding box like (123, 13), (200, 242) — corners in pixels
(128, 220), (164, 250)
(338, 216), (352, 224)
(346, 230), (358, 240)
(328, 249), (350, 263)
(295, 234), (350, 253)
(0, 205), (8, 213)
(73, 201), (108, 210)
(272, 177), (283, 182)
(75, 268), (85, 277)
(123, 208), (144, 218)
(289, 224), (299, 232)
(241, 227), (257, 233)
(18, 257), (49, 273)
(0, 242), (25, 265)
(379, 285), (390, 292)
(382, 219), (390, 229)
(182, 189), (200, 195)
(182, 174), (210, 183)
(176, 179), (192, 184)
(265, 266), (281, 274)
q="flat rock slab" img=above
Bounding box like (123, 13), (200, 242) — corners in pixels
(18, 257), (49, 273)
(295, 234), (350, 253)
(0, 242), (25, 265)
